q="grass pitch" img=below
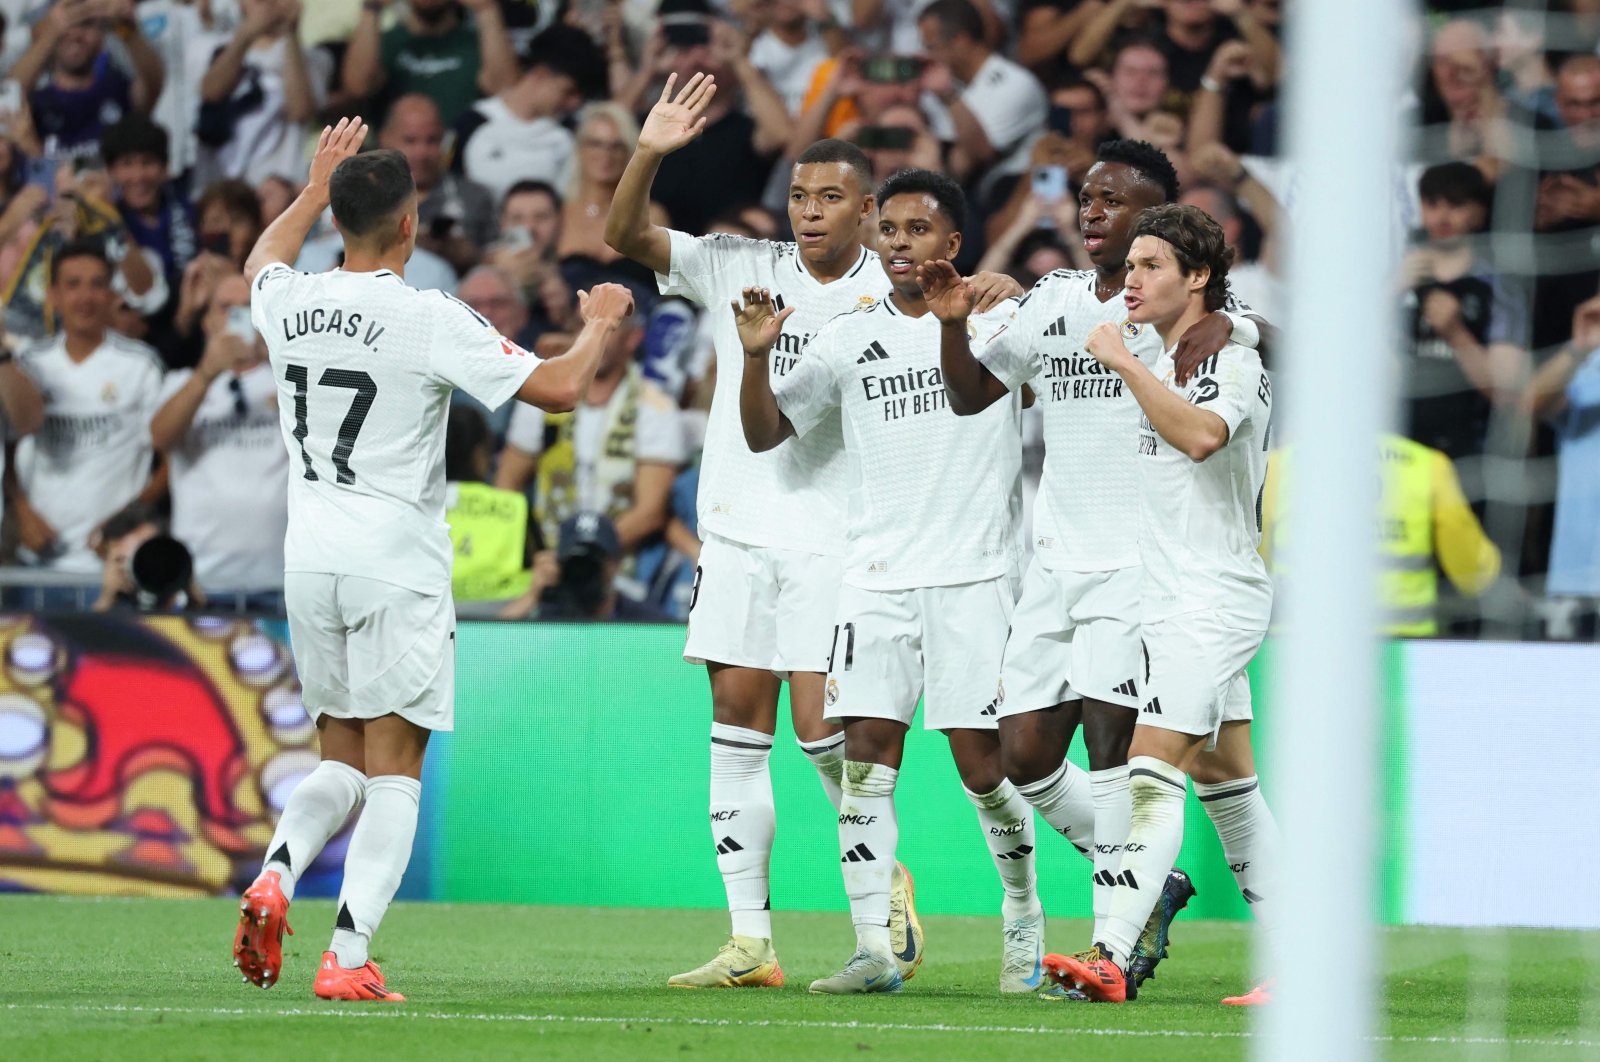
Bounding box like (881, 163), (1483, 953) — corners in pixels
(0, 897), (1592, 1060)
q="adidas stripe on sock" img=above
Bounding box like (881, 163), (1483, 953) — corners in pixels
(263, 759), (365, 903)
(710, 722), (776, 940)
(839, 760), (898, 956)
(1099, 757), (1187, 968)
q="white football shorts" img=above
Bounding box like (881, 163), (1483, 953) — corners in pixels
(821, 574), (1017, 732)
(998, 561), (1144, 717)
(683, 531), (843, 674)
(1137, 611), (1265, 741)
(286, 572), (456, 732)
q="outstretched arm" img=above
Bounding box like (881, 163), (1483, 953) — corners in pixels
(515, 285), (635, 413)
(245, 117), (367, 284)
(919, 259), (1010, 415)
(733, 287), (797, 452)
(604, 73), (718, 276)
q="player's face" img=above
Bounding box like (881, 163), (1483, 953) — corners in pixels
(51, 256), (114, 335)
(787, 161), (873, 267)
(1079, 161), (1165, 271)
(876, 192), (960, 297)
(1123, 235), (1207, 325)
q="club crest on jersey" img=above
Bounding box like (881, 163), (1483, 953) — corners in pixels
(857, 295), (877, 309)
(1122, 321), (1141, 339)
(101, 382), (118, 404)
(825, 678), (839, 706)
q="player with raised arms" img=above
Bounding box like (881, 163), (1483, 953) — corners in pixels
(232, 118), (634, 1000)
(923, 139), (1266, 995)
(604, 74), (1017, 988)
(736, 169), (1050, 995)
(1044, 203), (1277, 1006)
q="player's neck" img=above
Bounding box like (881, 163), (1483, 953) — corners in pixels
(341, 248), (408, 277)
(1093, 265), (1127, 303)
(889, 288), (929, 317)
(798, 242), (863, 285)
(1156, 301), (1212, 351)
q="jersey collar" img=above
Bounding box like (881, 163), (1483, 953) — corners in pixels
(793, 244), (873, 284)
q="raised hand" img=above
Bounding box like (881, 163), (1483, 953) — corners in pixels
(307, 116), (367, 190)
(578, 282), (635, 326)
(916, 259), (974, 323)
(1086, 321), (1135, 372)
(730, 287), (794, 356)
(967, 270), (1024, 314)
(638, 73), (718, 157)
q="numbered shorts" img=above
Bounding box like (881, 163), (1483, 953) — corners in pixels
(822, 575), (1017, 732)
(1137, 611), (1265, 741)
(997, 562), (1143, 717)
(285, 573), (457, 732)
(683, 531), (842, 674)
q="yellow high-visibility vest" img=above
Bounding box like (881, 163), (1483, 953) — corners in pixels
(446, 481), (533, 602)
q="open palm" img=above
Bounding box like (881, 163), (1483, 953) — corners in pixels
(639, 73), (718, 156)
(917, 259), (975, 323)
(308, 116), (368, 189)
(731, 287), (793, 354)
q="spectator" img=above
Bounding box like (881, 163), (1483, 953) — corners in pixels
(494, 312), (686, 580)
(10, 241), (165, 575)
(537, 512), (668, 621)
(255, 174), (298, 227)
(451, 25), (606, 205)
(484, 180), (569, 313)
(0, 325), (47, 509)
(851, 0), (1002, 54)
(981, 78), (1111, 243)
(196, 0), (333, 188)
(1097, 37), (1173, 140)
(1399, 162), (1528, 467)
(646, 0), (793, 237)
(917, 0), (1047, 184)
(148, 272), (287, 594)
(89, 501), (201, 611)
(1180, 179), (1276, 319)
(379, 93), (497, 276)
(101, 115), (197, 294)
(1420, 19), (1508, 174)
(855, 101), (942, 183)
(1015, 0), (1104, 79)
(453, 263), (557, 437)
(748, 0), (841, 114)
(342, 0), (519, 124)
(141, 0), (237, 180)
(442, 404), (556, 618)
(1537, 56), (1600, 231)
(1525, 296), (1600, 637)
(789, 47), (925, 149)
(12, 0), (164, 161)
(194, 179), (263, 271)
(977, 194), (1083, 282)
(1155, 0), (1278, 99)
(558, 102), (660, 266)
(1493, 6), (1558, 124)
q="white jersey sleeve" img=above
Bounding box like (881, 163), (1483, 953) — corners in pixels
(505, 402), (545, 455)
(424, 291), (537, 410)
(657, 230), (765, 307)
(1183, 348), (1257, 441)
(974, 285), (1044, 390)
(772, 318), (843, 439)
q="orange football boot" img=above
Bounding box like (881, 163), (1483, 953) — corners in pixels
(314, 952), (406, 1001)
(233, 870), (293, 988)
(1222, 979), (1275, 1006)
(1043, 944), (1128, 1003)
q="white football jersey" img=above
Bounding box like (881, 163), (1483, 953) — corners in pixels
(1137, 343), (1274, 628)
(159, 362), (288, 590)
(16, 332), (165, 574)
(977, 270), (1250, 573)
(774, 297), (1022, 591)
(252, 263), (538, 595)
(657, 231), (892, 557)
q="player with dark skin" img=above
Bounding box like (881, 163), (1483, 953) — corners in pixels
(605, 72), (1019, 762)
(924, 152), (1276, 823)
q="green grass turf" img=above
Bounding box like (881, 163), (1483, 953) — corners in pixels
(0, 898), (1593, 1061)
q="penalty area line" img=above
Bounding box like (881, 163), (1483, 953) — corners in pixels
(5, 1004), (1599, 1049)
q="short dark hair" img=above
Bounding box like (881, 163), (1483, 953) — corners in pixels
(503, 179), (562, 211)
(919, 0), (985, 41)
(100, 114), (169, 167)
(1048, 72), (1107, 110)
(877, 168), (967, 232)
(197, 178), (263, 227)
(1132, 203), (1235, 312)
(445, 405), (491, 482)
(1096, 138), (1181, 202)
(521, 25), (608, 101)
(53, 239), (112, 281)
(795, 138), (875, 196)
(1418, 161), (1491, 208)
(329, 150), (415, 241)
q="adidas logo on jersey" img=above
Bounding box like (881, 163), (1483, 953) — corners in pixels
(857, 340), (890, 364)
(1043, 316), (1071, 337)
(1142, 697), (1163, 715)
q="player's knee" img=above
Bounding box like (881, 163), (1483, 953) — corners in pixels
(1083, 727), (1133, 772)
(999, 739), (1053, 788)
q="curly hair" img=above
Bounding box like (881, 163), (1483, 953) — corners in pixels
(1132, 203), (1235, 312)
(1096, 138), (1181, 203)
(877, 168), (967, 232)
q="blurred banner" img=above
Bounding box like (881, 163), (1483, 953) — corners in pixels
(0, 614), (1589, 927)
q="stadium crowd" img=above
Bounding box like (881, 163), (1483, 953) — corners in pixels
(0, 0), (1596, 636)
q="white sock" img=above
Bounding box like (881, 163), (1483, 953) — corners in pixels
(710, 722), (776, 940)
(1195, 775), (1280, 956)
(839, 760), (898, 956)
(262, 759), (365, 903)
(1014, 758), (1095, 858)
(1089, 765), (1133, 940)
(330, 774), (420, 969)
(798, 733), (846, 810)
(965, 780), (1040, 921)
(1100, 757), (1187, 967)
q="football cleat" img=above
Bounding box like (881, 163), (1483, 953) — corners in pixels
(232, 870), (293, 989)
(1039, 982), (1090, 1002)
(808, 948), (905, 994)
(1222, 979), (1275, 1006)
(1043, 943), (1127, 1003)
(999, 906), (1045, 993)
(313, 952), (405, 1001)
(888, 862), (924, 982)
(1127, 868), (1197, 990)
(667, 936), (785, 988)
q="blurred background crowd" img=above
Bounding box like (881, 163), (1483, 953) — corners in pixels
(0, 0), (1595, 637)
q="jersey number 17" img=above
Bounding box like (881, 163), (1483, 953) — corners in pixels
(286, 364), (379, 484)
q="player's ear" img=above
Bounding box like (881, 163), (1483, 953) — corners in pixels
(860, 194), (876, 221)
(946, 228), (962, 261)
(1189, 264), (1210, 296)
